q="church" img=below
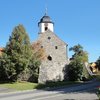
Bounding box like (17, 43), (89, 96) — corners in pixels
(35, 12), (69, 83)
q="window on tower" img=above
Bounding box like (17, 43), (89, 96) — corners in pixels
(45, 27), (48, 31)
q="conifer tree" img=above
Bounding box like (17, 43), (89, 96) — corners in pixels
(0, 25), (33, 81)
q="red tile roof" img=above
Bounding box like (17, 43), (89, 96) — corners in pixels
(0, 48), (3, 55)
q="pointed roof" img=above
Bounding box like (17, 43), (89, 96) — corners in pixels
(38, 10), (54, 25)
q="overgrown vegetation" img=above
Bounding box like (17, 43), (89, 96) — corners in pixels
(66, 57), (83, 81)
(28, 41), (45, 82)
(0, 25), (42, 82)
(97, 86), (100, 99)
(65, 44), (89, 81)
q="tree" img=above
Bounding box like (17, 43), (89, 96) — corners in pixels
(66, 44), (89, 81)
(67, 57), (83, 81)
(69, 44), (88, 63)
(27, 41), (45, 82)
(0, 52), (15, 81)
(69, 44), (83, 54)
(0, 25), (33, 81)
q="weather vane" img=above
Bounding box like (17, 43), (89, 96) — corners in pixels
(45, 7), (48, 15)
(45, 0), (48, 16)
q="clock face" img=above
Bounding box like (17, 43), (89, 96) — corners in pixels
(44, 23), (48, 27)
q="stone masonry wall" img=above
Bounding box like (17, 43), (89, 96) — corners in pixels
(38, 30), (68, 83)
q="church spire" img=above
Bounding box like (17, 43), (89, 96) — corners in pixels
(38, 6), (54, 33)
(45, 5), (48, 16)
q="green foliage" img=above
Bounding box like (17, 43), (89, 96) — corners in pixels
(27, 41), (45, 82)
(0, 51), (17, 81)
(69, 44), (88, 63)
(66, 44), (89, 81)
(67, 57), (83, 81)
(69, 44), (83, 54)
(74, 54), (89, 79)
(28, 55), (41, 82)
(0, 25), (43, 82)
(0, 25), (40, 82)
(97, 87), (100, 99)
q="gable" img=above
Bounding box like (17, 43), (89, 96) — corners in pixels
(38, 30), (68, 46)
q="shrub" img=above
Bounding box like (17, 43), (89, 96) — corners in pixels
(97, 86), (100, 99)
(66, 58), (83, 81)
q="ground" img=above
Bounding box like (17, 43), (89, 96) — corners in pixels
(0, 79), (99, 100)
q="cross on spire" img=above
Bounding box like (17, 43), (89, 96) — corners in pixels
(45, 5), (48, 16)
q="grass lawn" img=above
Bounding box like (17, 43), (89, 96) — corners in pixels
(0, 81), (38, 91)
(0, 81), (81, 91)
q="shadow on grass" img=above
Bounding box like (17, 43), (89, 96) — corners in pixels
(34, 80), (100, 100)
(0, 81), (15, 84)
(35, 80), (86, 91)
(0, 80), (99, 99)
(35, 80), (100, 94)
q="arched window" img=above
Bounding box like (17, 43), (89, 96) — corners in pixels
(45, 27), (48, 31)
(48, 37), (51, 40)
(55, 46), (58, 49)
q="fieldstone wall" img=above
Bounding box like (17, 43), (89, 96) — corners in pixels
(37, 30), (69, 83)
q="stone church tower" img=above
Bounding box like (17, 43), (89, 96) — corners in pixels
(37, 13), (69, 83)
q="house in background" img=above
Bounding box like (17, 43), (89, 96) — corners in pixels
(0, 48), (3, 56)
(90, 62), (98, 73)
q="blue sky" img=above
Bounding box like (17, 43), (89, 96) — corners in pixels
(0, 0), (100, 62)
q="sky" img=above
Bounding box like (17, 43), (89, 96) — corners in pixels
(0, 0), (100, 62)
